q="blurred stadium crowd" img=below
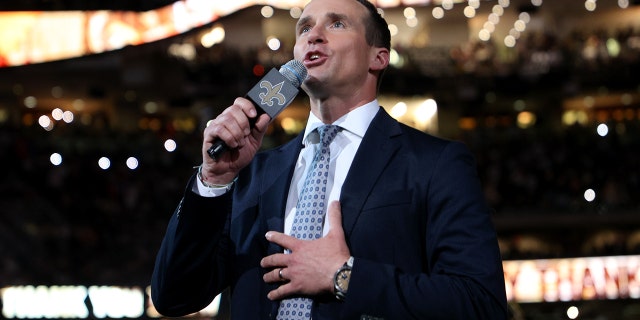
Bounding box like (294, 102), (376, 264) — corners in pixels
(0, 25), (639, 288)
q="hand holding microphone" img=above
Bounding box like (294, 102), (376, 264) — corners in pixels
(207, 60), (307, 161)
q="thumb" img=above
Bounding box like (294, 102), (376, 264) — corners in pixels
(249, 114), (271, 147)
(327, 201), (344, 235)
(253, 113), (271, 135)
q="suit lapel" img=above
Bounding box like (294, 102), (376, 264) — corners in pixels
(253, 139), (300, 317)
(340, 108), (402, 238)
(258, 109), (402, 247)
(261, 133), (304, 255)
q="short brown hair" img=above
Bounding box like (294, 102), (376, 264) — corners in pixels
(356, 0), (391, 51)
(355, 0), (391, 90)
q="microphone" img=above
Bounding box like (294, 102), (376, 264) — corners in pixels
(207, 60), (307, 160)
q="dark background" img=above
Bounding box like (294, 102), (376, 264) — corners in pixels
(1, 1), (639, 319)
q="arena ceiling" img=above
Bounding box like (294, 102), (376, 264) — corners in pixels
(0, 0), (178, 11)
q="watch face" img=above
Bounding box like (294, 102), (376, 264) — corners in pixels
(336, 269), (351, 291)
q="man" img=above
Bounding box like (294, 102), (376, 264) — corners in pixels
(151, 0), (508, 319)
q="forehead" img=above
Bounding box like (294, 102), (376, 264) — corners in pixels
(300, 0), (367, 21)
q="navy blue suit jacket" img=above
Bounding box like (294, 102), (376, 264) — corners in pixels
(151, 108), (508, 319)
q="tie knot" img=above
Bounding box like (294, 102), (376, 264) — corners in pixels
(317, 125), (339, 146)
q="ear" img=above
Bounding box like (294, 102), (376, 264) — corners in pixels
(370, 47), (390, 72)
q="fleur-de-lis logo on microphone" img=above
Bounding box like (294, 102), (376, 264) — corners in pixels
(259, 80), (286, 107)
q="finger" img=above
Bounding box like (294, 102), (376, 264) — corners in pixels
(233, 97), (257, 119)
(263, 267), (285, 284)
(260, 252), (289, 269)
(204, 121), (239, 150)
(212, 108), (252, 147)
(206, 100), (256, 141)
(267, 283), (293, 301)
(265, 231), (299, 252)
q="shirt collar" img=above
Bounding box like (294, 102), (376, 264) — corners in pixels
(302, 100), (379, 146)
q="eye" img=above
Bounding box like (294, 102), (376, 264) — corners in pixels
(331, 21), (345, 28)
(298, 24), (313, 35)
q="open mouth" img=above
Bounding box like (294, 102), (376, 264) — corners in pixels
(306, 52), (323, 62)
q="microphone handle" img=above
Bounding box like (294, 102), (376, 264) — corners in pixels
(206, 139), (228, 161)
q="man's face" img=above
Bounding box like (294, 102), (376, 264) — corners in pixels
(293, 0), (374, 95)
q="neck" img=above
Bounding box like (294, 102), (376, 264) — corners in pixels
(306, 80), (378, 124)
(309, 95), (374, 124)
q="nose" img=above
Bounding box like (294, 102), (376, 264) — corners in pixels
(306, 25), (326, 44)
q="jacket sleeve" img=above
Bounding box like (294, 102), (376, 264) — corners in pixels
(150, 174), (233, 317)
(341, 141), (508, 319)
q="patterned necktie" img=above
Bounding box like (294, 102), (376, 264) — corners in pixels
(277, 124), (340, 320)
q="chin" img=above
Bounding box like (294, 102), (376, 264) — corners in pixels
(301, 76), (318, 91)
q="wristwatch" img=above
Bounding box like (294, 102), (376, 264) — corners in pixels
(333, 256), (354, 301)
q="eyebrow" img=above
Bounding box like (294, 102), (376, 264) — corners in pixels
(326, 12), (349, 23)
(296, 16), (311, 30)
(296, 12), (350, 30)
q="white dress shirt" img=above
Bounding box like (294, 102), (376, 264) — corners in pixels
(284, 101), (378, 236)
(195, 100), (380, 236)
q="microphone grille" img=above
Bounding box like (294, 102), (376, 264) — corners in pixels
(279, 60), (307, 88)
